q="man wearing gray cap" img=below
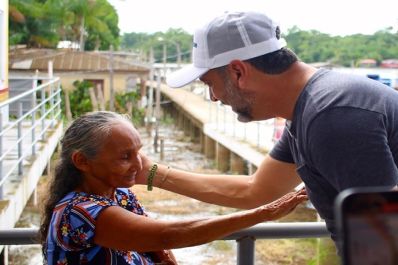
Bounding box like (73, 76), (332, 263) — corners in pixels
(138, 11), (398, 251)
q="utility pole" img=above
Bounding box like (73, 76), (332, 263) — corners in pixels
(146, 46), (155, 135)
(109, 45), (114, 111)
(162, 42), (167, 80)
(176, 42), (181, 68)
(154, 68), (161, 152)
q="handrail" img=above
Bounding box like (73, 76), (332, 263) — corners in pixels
(0, 76), (62, 198)
(0, 222), (330, 265)
(0, 78), (60, 108)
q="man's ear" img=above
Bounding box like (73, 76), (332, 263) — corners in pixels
(228, 60), (249, 88)
(71, 151), (90, 172)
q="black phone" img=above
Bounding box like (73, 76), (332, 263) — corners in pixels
(335, 187), (398, 265)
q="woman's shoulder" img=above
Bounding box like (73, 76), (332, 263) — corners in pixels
(115, 188), (146, 215)
(115, 188), (138, 200)
(56, 192), (117, 213)
(53, 192), (118, 230)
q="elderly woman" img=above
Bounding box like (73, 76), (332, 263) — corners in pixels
(40, 111), (306, 265)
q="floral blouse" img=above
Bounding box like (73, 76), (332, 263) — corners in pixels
(45, 188), (155, 265)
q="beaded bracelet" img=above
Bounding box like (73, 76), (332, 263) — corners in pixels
(147, 164), (158, 191)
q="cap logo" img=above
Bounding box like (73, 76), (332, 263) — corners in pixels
(275, 26), (281, 39)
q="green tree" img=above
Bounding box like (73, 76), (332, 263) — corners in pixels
(66, 0), (119, 51)
(9, 0), (59, 47)
(285, 26), (398, 66)
(65, 80), (93, 118)
(9, 0), (120, 50)
(120, 29), (192, 63)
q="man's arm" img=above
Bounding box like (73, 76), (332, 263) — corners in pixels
(149, 155), (302, 209)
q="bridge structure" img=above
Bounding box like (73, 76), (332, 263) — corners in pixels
(0, 75), (63, 264)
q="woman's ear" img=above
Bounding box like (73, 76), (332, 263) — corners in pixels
(71, 151), (90, 172)
(228, 60), (249, 89)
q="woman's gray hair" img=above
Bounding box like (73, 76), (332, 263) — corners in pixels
(61, 111), (131, 159)
(40, 111), (133, 256)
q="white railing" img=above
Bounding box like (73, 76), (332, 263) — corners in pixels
(0, 77), (62, 198)
(186, 83), (278, 152)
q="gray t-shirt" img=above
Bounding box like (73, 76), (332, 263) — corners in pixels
(270, 68), (398, 243)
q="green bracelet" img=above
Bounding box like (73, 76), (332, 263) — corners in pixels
(147, 164), (158, 191)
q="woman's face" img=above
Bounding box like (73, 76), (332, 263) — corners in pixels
(85, 121), (143, 188)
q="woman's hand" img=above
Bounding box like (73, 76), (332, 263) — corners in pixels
(259, 187), (308, 221)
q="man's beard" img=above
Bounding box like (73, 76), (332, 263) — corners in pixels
(223, 74), (254, 123)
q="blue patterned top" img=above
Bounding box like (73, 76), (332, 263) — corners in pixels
(45, 188), (154, 265)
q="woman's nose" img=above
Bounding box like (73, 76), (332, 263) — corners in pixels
(132, 155), (142, 171)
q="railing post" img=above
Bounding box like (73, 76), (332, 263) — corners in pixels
(41, 86), (45, 141)
(0, 112), (3, 199)
(57, 81), (62, 115)
(18, 102), (23, 175)
(48, 61), (55, 128)
(0, 245), (8, 265)
(208, 100), (211, 124)
(243, 123), (247, 141)
(216, 103), (219, 131)
(50, 80), (54, 128)
(257, 122), (261, 148)
(223, 105), (226, 133)
(233, 112), (236, 137)
(237, 236), (255, 265)
(31, 79), (37, 156)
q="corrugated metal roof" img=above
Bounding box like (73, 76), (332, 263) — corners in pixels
(10, 49), (150, 73)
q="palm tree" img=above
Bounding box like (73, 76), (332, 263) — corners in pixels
(67, 0), (117, 51)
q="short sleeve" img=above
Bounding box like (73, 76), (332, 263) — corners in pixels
(307, 108), (398, 190)
(269, 128), (294, 163)
(57, 195), (117, 250)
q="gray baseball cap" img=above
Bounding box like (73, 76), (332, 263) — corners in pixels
(166, 11), (286, 88)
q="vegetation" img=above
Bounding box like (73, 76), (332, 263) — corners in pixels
(121, 26), (398, 67)
(62, 80), (145, 123)
(63, 80), (93, 118)
(120, 28), (192, 63)
(114, 91), (146, 125)
(9, 0), (398, 65)
(9, 0), (119, 50)
(285, 26), (398, 66)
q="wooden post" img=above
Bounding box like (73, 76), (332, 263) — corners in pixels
(64, 90), (72, 121)
(216, 143), (230, 172)
(88, 87), (98, 111)
(204, 136), (215, 159)
(96, 83), (105, 111)
(230, 152), (245, 174)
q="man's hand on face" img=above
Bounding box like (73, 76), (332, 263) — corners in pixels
(135, 152), (153, 185)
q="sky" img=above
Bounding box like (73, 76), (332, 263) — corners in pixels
(108, 0), (398, 36)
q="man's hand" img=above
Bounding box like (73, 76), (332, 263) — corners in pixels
(135, 152), (153, 185)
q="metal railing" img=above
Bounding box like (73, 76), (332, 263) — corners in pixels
(0, 77), (62, 199)
(0, 222), (329, 265)
(207, 101), (276, 150)
(185, 83), (279, 152)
